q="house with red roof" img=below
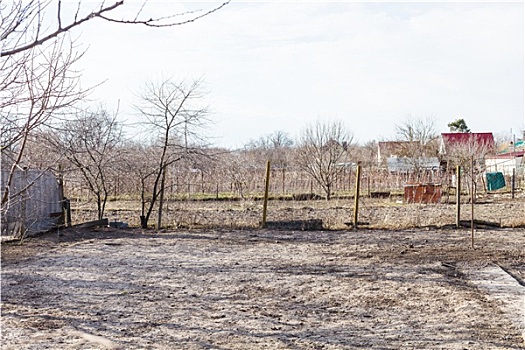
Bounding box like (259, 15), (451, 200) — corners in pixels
(439, 132), (495, 155)
(439, 132), (496, 175)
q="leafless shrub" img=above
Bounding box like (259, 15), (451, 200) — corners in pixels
(296, 120), (355, 200)
(134, 78), (210, 228)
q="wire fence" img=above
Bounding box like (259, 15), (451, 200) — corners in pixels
(65, 162), (524, 230)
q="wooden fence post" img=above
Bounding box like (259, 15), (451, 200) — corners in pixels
(456, 165), (461, 229)
(353, 164), (361, 230)
(471, 157), (475, 248)
(64, 199), (72, 227)
(261, 160), (271, 228)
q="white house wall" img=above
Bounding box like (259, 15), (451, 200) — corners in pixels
(485, 157), (524, 176)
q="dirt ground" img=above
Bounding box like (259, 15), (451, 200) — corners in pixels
(75, 192), (525, 230)
(1, 225), (524, 349)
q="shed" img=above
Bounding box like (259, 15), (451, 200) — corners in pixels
(403, 183), (442, 204)
(1, 168), (63, 238)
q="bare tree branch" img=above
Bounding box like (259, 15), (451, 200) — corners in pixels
(99, 1), (230, 27)
(2, 1), (123, 56)
(1, 37), (87, 207)
(1, 1), (230, 57)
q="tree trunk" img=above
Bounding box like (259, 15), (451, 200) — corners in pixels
(157, 169), (166, 230)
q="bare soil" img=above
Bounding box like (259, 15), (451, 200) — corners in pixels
(78, 192), (525, 230)
(1, 223), (524, 349)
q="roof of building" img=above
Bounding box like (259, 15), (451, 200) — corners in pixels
(386, 156), (440, 173)
(377, 141), (420, 160)
(497, 140), (524, 154)
(440, 132), (495, 154)
(378, 141), (419, 151)
(441, 132), (494, 145)
(489, 150), (525, 159)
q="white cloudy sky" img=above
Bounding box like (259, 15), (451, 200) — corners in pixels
(71, 1), (523, 148)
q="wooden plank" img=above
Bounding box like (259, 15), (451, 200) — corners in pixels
(72, 218), (109, 229)
(265, 219), (323, 231)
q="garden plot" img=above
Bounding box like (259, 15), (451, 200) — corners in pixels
(2, 228), (524, 349)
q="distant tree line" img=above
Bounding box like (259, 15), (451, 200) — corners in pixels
(1, 1), (499, 230)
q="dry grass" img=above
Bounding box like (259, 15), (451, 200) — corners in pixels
(68, 192), (525, 231)
(2, 228), (524, 349)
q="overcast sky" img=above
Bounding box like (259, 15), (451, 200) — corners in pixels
(74, 1), (524, 149)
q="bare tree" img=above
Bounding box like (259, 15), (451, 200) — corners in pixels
(118, 140), (159, 224)
(296, 120), (354, 200)
(135, 78), (210, 229)
(1, 36), (86, 216)
(442, 134), (495, 197)
(395, 115), (439, 176)
(246, 131), (293, 194)
(47, 107), (123, 220)
(220, 151), (248, 198)
(183, 149), (222, 195)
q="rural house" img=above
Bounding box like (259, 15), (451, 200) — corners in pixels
(377, 141), (419, 165)
(439, 132), (496, 171)
(485, 139), (525, 176)
(377, 141), (439, 174)
(439, 132), (495, 155)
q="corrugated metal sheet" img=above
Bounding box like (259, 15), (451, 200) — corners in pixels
(404, 183), (442, 204)
(386, 157), (440, 173)
(1, 169), (63, 238)
(486, 172), (506, 191)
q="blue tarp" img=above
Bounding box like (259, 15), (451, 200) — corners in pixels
(486, 172), (506, 191)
